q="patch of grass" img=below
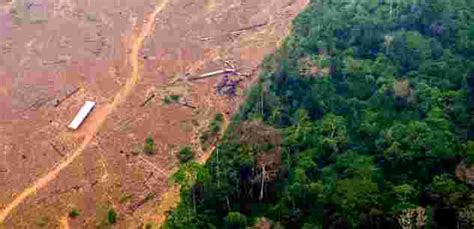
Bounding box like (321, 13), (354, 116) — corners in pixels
(178, 146), (194, 163)
(86, 12), (97, 22)
(119, 193), (133, 204)
(163, 94), (181, 104)
(35, 216), (49, 227)
(69, 208), (80, 218)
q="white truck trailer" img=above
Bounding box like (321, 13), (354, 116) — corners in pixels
(68, 101), (96, 130)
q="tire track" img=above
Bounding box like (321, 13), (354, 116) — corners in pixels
(0, 0), (170, 223)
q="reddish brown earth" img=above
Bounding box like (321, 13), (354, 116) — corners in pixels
(0, 0), (308, 227)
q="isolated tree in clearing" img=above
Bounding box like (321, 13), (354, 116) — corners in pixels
(107, 208), (117, 225)
(68, 208), (80, 218)
(144, 136), (155, 155)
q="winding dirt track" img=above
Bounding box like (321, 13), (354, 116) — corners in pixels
(0, 0), (171, 223)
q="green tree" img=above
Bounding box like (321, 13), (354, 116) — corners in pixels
(332, 177), (379, 226)
(391, 184), (418, 213)
(107, 208), (117, 224)
(68, 208), (80, 218)
(178, 146), (194, 163)
(464, 141), (474, 164)
(320, 114), (347, 154)
(431, 175), (466, 195)
(224, 212), (247, 229)
(144, 136), (155, 155)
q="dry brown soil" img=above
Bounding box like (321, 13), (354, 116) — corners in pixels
(0, 0), (308, 227)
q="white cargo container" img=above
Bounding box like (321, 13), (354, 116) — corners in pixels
(68, 101), (96, 130)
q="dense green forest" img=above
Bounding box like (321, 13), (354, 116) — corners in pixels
(165, 0), (474, 228)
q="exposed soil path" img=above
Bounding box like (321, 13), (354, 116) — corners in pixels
(59, 215), (70, 229)
(0, 0), (171, 223)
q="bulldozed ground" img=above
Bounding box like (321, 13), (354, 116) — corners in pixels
(0, 0), (307, 227)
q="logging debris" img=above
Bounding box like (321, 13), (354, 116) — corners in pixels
(138, 155), (166, 176)
(20, 97), (53, 113)
(141, 93), (156, 107)
(189, 68), (249, 81)
(128, 192), (156, 212)
(54, 87), (81, 107)
(230, 22), (268, 35)
(49, 141), (65, 157)
(188, 68), (236, 81)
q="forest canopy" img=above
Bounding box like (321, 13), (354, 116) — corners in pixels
(165, 0), (474, 228)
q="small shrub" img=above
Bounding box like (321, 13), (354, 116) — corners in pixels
(178, 146), (194, 163)
(163, 96), (172, 104)
(35, 216), (49, 227)
(119, 193), (133, 203)
(163, 94), (181, 104)
(170, 94), (181, 102)
(210, 113), (224, 133)
(107, 208), (117, 224)
(214, 113), (224, 122)
(144, 136), (155, 155)
(69, 208), (80, 218)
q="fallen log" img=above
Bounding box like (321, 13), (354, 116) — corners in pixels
(54, 87), (81, 107)
(128, 192), (156, 212)
(189, 68), (236, 81)
(224, 60), (235, 69)
(138, 155), (166, 176)
(21, 100), (43, 113)
(116, 118), (135, 131)
(90, 180), (99, 188)
(0, 166), (8, 173)
(42, 59), (67, 66)
(143, 172), (154, 185)
(179, 102), (197, 109)
(20, 97), (52, 113)
(230, 22), (268, 34)
(49, 142), (65, 157)
(140, 93), (156, 107)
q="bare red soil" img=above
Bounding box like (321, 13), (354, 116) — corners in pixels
(0, 0), (308, 227)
